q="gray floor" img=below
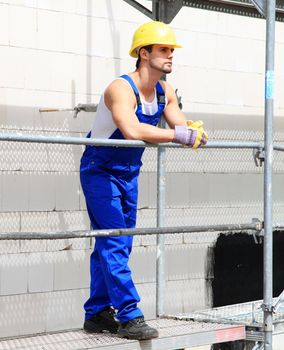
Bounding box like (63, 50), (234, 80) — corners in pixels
(0, 319), (245, 350)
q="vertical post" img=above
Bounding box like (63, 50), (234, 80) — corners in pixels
(263, 0), (275, 349)
(154, 0), (166, 318)
(156, 119), (166, 317)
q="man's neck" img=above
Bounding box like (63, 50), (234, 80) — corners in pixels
(130, 68), (163, 97)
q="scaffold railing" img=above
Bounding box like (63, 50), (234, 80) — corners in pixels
(1, 132), (284, 348)
(0, 221), (265, 240)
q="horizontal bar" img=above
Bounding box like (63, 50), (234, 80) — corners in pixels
(273, 145), (284, 152)
(273, 223), (284, 230)
(0, 132), (269, 149)
(0, 222), (261, 240)
(183, 0), (284, 22)
(2, 131), (284, 152)
(0, 132), (148, 148)
(162, 314), (244, 326)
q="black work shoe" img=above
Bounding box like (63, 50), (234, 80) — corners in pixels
(84, 307), (119, 334)
(118, 316), (159, 340)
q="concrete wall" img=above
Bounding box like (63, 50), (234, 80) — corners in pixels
(0, 0), (284, 338)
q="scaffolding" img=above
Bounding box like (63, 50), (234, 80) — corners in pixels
(0, 134), (284, 349)
(0, 1), (283, 349)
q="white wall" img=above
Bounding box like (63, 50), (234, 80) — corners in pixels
(0, 0), (284, 338)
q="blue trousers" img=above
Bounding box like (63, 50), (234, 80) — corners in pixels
(80, 158), (143, 323)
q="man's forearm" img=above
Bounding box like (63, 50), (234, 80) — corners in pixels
(123, 123), (175, 143)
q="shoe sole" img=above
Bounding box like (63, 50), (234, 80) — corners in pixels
(118, 330), (159, 340)
(84, 324), (118, 334)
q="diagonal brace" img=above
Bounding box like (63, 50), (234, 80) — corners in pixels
(250, 0), (267, 17)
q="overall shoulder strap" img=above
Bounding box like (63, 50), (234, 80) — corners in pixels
(155, 81), (166, 105)
(120, 74), (141, 106)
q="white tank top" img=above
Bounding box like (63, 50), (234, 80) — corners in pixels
(90, 78), (165, 139)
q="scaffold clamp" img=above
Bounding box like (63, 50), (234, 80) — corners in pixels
(175, 89), (183, 110)
(272, 289), (284, 312)
(260, 303), (275, 314)
(253, 148), (265, 167)
(73, 103), (98, 118)
(251, 218), (264, 244)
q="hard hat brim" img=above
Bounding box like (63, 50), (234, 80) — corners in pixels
(129, 43), (182, 58)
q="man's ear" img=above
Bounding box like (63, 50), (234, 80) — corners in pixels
(139, 48), (149, 60)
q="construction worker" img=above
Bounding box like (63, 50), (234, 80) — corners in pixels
(80, 21), (208, 341)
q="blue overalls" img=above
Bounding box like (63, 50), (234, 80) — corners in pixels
(80, 75), (166, 323)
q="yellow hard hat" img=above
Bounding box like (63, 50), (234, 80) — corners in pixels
(129, 21), (182, 58)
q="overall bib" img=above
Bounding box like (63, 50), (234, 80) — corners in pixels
(80, 75), (166, 322)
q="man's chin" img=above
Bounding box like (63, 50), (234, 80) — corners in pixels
(162, 68), (172, 74)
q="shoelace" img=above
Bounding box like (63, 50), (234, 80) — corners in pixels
(107, 307), (116, 318)
(134, 317), (145, 325)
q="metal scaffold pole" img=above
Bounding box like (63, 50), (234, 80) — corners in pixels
(155, 0), (166, 318)
(156, 119), (166, 317)
(263, 0), (276, 349)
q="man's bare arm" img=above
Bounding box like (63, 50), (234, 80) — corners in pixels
(104, 79), (175, 143)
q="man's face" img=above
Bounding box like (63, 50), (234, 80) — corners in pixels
(147, 44), (174, 74)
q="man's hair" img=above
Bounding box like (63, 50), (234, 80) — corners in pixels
(135, 45), (153, 69)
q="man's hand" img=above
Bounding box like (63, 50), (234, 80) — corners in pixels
(173, 120), (208, 148)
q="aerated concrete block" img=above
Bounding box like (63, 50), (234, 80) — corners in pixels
(28, 173), (55, 211)
(0, 293), (46, 337)
(20, 240), (48, 254)
(0, 253), (28, 295)
(20, 211), (48, 233)
(47, 210), (89, 234)
(45, 290), (74, 331)
(71, 288), (89, 327)
(36, 10), (63, 52)
(9, 5), (37, 48)
(0, 288), (89, 338)
(0, 4), (9, 46)
(130, 246), (156, 284)
(148, 172), (157, 207)
(182, 279), (212, 312)
(0, 47), (25, 89)
(0, 240), (20, 255)
(135, 282), (156, 321)
(132, 235), (141, 247)
(62, 13), (87, 55)
(167, 173), (190, 206)
(54, 173), (80, 211)
(53, 250), (90, 291)
(138, 172), (149, 207)
(164, 278), (210, 315)
(79, 187), (87, 211)
(2, 173), (29, 211)
(166, 243), (209, 281)
(0, 212), (20, 234)
(28, 252), (54, 292)
(164, 280), (183, 315)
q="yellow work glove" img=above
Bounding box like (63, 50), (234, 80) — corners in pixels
(173, 120), (208, 149)
(186, 120), (208, 149)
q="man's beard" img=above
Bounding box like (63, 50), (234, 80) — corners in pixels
(149, 60), (172, 74)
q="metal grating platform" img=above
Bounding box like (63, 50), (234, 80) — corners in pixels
(183, 298), (284, 326)
(0, 319), (245, 350)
